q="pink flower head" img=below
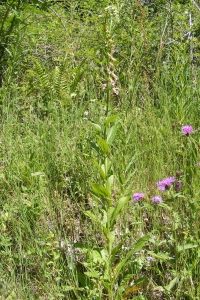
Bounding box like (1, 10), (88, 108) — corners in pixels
(152, 196), (163, 203)
(181, 125), (193, 135)
(107, 68), (111, 74)
(102, 83), (107, 89)
(110, 78), (115, 86)
(157, 177), (175, 192)
(112, 72), (118, 80)
(108, 53), (116, 61)
(113, 88), (119, 95)
(132, 193), (144, 202)
(197, 162), (200, 167)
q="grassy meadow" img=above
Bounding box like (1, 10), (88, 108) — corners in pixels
(0, 1), (200, 299)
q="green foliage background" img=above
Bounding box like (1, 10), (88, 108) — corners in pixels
(0, 0), (200, 299)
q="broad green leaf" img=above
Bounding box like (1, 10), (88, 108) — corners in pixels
(93, 159), (106, 180)
(107, 231), (115, 249)
(177, 243), (198, 251)
(102, 210), (108, 225)
(107, 206), (115, 223)
(100, 249), (109, 263)
(119, 171), (125, 184)
(98, 137), (110, 155)
(114, 235), (150, 278)
(90, 122), (102, 132)
(102, 281), (112, 293)
(103, 157), (112, 178)
(89, 141), (100, 154)
(131, 235), (150, 253)
(147, 251), (173, 261)
(84, 211), (102, 226)
(84, 271), (99, 278)
(110, 197), (129, 227)
(107, 174), (114, 191)
(73, 243), (91, 256)
(165, 276), (179, 291)
(111, 242), (123, 262)
(107, 123), (119, 143)
(104, 114), (119, 126)
(74, 243), (103, 254)
(90, 250), (104, 264)
(90, 183), (111, 198)
(102, 224), (108, 235)
(198, 248), (200, 258)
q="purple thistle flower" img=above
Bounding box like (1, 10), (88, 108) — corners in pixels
(181, 125), (193, 136)
(152, 196), (163, 203)
(132, 192), (144, 202)
(157, 177), (175, 192)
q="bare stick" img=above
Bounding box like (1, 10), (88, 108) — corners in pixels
(192, 0), (200, 12)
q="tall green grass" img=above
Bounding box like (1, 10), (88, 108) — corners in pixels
(0, 0), (200, 299)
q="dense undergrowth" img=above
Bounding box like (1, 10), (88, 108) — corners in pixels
(0, 0), (200, 299)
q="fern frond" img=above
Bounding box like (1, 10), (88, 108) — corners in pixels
(52, 66), (61, 97)
(51, 63), (69, 99)
(33, 59), (51, 91)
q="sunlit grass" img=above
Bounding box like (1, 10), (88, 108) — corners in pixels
(0, 1), (200, 299)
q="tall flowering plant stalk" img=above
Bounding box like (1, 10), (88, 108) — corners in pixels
(75, 16), (149, 300)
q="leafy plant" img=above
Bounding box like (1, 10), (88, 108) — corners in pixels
(74, 22), (150, 299)
(0, 0), (200, 299)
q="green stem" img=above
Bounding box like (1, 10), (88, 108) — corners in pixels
(103, 75), (110, 141)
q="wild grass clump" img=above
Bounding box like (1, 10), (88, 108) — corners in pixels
(0, 0), (200, 299)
